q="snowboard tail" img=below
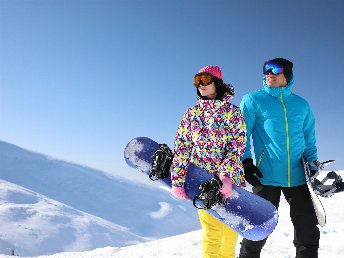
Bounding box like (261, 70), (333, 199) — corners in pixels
(302, 157), (326, 227)
(124, 137), (278, 241)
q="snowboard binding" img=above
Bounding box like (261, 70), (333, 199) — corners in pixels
(313, 170), (344, 197)
(193, 175), (224, 209)
(150, 144), (173, 181)
(306, 160), (344, 197)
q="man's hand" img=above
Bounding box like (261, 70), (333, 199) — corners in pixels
(242, 158), (263, 187)
(309, 160), (324, 179)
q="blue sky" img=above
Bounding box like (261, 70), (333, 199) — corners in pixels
(1, 0), (344, 177)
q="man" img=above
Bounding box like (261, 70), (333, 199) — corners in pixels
(239, 58), (320, 258)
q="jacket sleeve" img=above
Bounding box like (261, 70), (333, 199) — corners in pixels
(171, 110), (193, 187)
(303, 104), (318, 162)
(240, 94), (256, 160)
(218, 108), (247, 182)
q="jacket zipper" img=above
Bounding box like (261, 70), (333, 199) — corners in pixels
(280, 88), (291, 186)
(257, 148), (265, 168)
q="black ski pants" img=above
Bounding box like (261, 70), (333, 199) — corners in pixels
(239, 184), (320, 258)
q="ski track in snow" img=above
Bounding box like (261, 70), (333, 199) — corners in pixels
(149, 202), (173, 219)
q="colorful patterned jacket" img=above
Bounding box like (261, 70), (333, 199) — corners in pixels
(171, 93), (247, 187)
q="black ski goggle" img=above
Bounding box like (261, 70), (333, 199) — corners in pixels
(263, 61), (284, 75)
(194, 73), (214, 87)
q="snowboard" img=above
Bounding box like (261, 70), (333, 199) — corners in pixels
(124, 137), (278, 241)
(302, 157), (326, 227)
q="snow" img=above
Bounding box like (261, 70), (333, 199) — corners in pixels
(0, 140), (344, 257)
(0, 140), (200, 256)
(148, 202), (173, 219)
(124, 138), (152, 173)
(212, 204), (254, 232)
(0, 179), (146, 256)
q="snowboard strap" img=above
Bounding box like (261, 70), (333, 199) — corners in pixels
(193, 175), (224, 209)
(150, 144), (173, 181)
(314, 171), (344, 197)
(306, 160), (344, 197)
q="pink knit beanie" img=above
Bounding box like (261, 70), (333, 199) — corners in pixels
(198, 65), (223, 80)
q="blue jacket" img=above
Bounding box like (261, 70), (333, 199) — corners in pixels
(240, 75), (318, 187)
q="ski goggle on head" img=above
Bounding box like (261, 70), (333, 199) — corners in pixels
(194, 73), (214, 87)
(263, 60), (284, 75)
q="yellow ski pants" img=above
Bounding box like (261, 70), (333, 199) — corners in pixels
(198, 209), (238, 258)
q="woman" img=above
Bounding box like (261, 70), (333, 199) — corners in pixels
(171, 65), (247, 258)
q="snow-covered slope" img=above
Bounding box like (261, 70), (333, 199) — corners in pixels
(3, 191), (343, 258)
(0, 180), (146, 256)
(0, 141), (200, 256)
(1, 140), (343, 257)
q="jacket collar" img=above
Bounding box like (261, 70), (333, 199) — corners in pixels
(263, 73), (295, 98)
(197, 93), (233, 110)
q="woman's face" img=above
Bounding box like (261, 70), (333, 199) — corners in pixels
(198, 82), (217, 99)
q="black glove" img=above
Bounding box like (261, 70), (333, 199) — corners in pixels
(308, 160), (323, 179)
(242, 158), (263, 187)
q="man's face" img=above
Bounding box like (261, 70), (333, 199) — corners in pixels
(265, 72), (288, 88)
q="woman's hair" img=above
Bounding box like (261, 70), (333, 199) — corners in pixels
(197, 77), (235, 100)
